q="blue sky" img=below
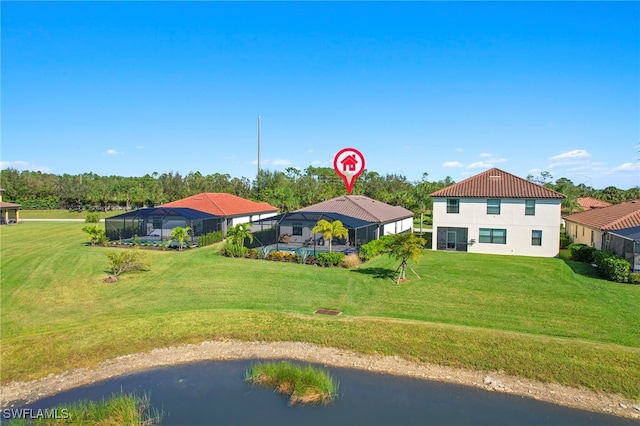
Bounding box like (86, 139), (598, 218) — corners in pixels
(2, 2), (639, 189)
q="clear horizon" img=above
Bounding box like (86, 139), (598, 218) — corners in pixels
(2, 2), (639, 189)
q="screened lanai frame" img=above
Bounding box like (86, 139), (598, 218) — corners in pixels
(249, 211), (379, 254)
(603, 227), (640, 272)
(105, 207), (220, 242)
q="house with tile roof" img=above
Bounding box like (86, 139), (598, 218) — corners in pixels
(576, 196), (612, 212)
(0, 189), (20, 225)
(430, 168), (565, 257)
(563, 199), (640, 252)
(252, 195), (414, 249)
(161, 193), (278, 237)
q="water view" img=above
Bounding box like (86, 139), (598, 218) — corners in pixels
(11, 360), (638, 426)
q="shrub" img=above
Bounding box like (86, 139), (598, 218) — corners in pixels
(105, 248), (150, 279)
(220, 242), (247, 258)
(305, 255), (317, 265)
(594, 250), (630, 283)
(341, 253), (361, 269)
(82, 225), (108, 246)
(85, 212), (101, 223)
(197, 231), (223, 247)
(359, 236), (393, 262)
(316, 252), (345, 267)
(569, 243), (596, 263)
(559, 233), (571, 249)
(629, 272), (640, 285)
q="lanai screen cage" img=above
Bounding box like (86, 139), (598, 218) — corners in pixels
(105, 207), (220, 242)
(249, 211), (378, 251)
(604, 227), (640, 272)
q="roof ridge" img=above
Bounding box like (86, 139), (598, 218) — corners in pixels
(204, 192), (227, 216)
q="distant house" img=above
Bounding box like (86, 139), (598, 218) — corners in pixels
(430, 168), (565, 257)
(564, 199), (640, 247)
(0, 189), (20, 225)
(253, 195), (414, 249)
(161, 193), (278, 237)
(576, 197), (612, 212)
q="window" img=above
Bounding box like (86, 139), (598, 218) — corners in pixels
(532, 230), (542, 246)
(487, 199), (501, 215)
(525, 200), (535, 216)
(447, 199), (459, 214)
(292, 222), (303, 236)
(479, 228), (507, 244)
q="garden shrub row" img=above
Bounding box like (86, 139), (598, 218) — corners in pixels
(358, 235), (393, 262)
(570, 243), (633, 283)
(197, 231), (223, 247)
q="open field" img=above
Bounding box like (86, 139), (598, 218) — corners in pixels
(18, 210), (123, 220)
(1, 222), (639, 400)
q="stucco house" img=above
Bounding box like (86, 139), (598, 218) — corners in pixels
(563, 200), (640, 270)
(252, 195), (414, 249)
(162, 193), (278, 237)
(430, 168), (565, 257)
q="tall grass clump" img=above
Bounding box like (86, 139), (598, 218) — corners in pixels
(341, 253), (361, 269)
(245, 361), (338, 406)
(6, 391), (162, 425)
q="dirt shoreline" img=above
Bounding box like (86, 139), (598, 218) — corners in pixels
(1, 340), (639, 419)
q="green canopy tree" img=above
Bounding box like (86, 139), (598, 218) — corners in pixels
(312, 219), (348, 253)
(386, 233), (426, 284)
(82, 225), (108, 246)
(170, 226), (192, 251)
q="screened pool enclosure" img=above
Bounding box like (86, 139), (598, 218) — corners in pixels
(105, 207), (219, 242)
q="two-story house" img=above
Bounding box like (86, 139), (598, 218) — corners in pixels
(430, 168), (565, 257)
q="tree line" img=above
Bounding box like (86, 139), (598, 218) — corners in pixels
(1, 167), (638, 214)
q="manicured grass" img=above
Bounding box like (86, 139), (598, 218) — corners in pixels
(1, 222), (639, 400)
(245, 361), (338, 405)
(6, 391), (161, 425)
(18, 210), (123, 219)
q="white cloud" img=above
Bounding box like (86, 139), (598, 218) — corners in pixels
(467, 161), (493, 169)
(0, 160), (52, 173)
(549, 149), (591, 161)
(105, 149), (122, 155)
(455, 148), (463, 152)
(311, 160), (324, 166)
(611, 162), (640, 172)
(272, 159), (292, 166)
(442, 161), (464, 168)
(479, 152), (492, 158)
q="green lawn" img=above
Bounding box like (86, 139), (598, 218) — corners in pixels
(18, 209), (123, 219)
(1, 222), (639, 400)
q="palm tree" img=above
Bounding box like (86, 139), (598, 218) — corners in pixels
(312, 219), (348, 253)
(170, 226), (192, 251)
(227, 223), (254, 247)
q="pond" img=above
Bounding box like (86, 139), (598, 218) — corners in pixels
(9, 360), (638, 426)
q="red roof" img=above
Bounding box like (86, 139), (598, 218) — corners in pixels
(576, 197), (612, 211)
(430, 168), (565, 199)
(161, 193), (277, 217)
(563, 200), (640, 231)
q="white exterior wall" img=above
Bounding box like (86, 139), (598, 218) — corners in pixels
(231, 212), (278, 227)
(432, 197), (562, 257)
(564, 220), (603, 248)
(381, 217), (414, 235)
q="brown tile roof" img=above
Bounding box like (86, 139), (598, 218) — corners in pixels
(430, 168), (565, 199)
(0, 201), (21, 208)
(563, 200), (640, 231)
(162, 193), (277, 217)
(576, 197), (612, 211)
(296, 195), (414, 223)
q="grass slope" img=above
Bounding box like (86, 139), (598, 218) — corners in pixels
(1, 222), (639, 399)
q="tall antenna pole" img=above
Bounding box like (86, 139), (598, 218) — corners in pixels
(257, 116), (261, 179)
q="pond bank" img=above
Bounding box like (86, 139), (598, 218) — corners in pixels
(1, 340), (639, 419)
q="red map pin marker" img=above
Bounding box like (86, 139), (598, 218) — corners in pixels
(333, 148), (365, 195)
